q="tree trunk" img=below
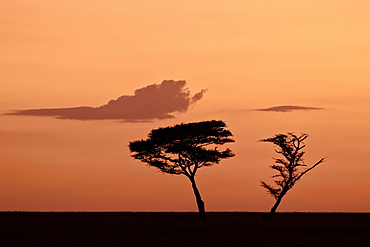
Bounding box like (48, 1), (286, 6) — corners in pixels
(267, 190), (287, 219)
(267, 196), (282, 219)
(189, 177), (206, 219)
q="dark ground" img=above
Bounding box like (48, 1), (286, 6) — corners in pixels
(1, 212), (369, 247)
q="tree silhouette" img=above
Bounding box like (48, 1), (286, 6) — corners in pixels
(129, 120), (235, 219)
(260, 133), (325, 219)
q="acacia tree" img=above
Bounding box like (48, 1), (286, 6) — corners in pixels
(129, 120), (235, 219)
(260, 133), (325, 219)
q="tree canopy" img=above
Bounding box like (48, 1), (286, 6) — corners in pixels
(129, 120), (235, 177)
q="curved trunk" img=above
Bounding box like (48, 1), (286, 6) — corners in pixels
(267, 190), (287, 219)
(189, 177), (206, 219)
(267, 196), (283, 219)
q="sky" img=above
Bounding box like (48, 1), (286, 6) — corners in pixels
(1, 0), (370, 212)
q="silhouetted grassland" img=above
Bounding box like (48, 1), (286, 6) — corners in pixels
(1, 212), (369, 247)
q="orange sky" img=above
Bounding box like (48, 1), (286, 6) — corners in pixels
(1, 0), (370, 212)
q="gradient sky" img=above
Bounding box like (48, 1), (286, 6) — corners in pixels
(1, 0), (370, 212)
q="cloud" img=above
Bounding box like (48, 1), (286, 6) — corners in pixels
(6, 80), (207, 121)
(256, 105), (324, 112)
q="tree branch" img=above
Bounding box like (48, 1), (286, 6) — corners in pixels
(295, 158), (325, 182)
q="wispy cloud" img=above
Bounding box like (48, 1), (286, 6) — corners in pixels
(6, 80), (207, 121)
(256, 105), (324, 112)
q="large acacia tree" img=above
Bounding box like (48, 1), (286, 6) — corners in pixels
(129, 120), (235, 219)
(260, 133), (325, 219)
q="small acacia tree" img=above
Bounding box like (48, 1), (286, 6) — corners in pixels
(129, 120), (235, 219)
(260, 133), (325, 219)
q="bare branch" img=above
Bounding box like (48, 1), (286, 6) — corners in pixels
(295, 157), (325, 182)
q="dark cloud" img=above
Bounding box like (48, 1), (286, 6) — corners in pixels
(6, 80), (207, 121)
(256, 105), (324, 112)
